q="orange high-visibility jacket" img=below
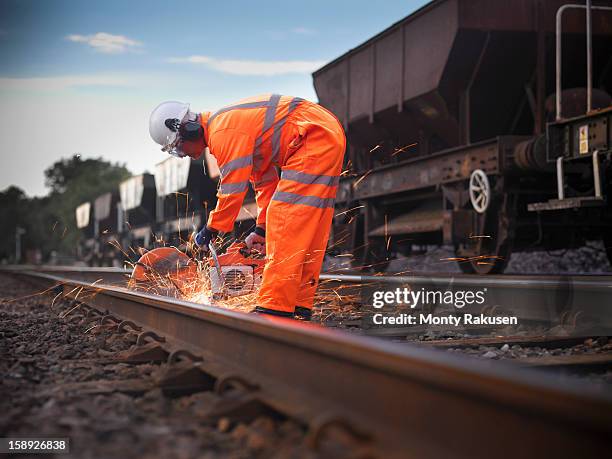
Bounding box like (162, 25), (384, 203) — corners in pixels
(201, 94), (310, 233)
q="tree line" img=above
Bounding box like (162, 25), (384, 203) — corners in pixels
(0, 155), (130, 263)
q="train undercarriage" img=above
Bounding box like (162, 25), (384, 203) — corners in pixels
(332, 120), (612, 274)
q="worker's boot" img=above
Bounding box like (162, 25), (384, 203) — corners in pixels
(294, 306), (312, 321)
(252, 306), (294, 318)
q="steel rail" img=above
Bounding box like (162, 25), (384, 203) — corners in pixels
(11, 264), (612, 287)
(8, 265), (612, 332)
(320, 271), (612, 288)
(6, 267), (612, 459)
(320, 272), (612, 334)
(1, 265), (130, 284)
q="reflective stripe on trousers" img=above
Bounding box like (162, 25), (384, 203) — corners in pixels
(257, 102), (346, 312)
(271, 170), (339, 208)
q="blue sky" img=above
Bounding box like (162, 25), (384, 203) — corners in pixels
(0, 0), (428, 196)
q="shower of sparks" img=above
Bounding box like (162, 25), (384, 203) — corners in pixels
(62, 196), (474, 324)
(59, 301), (83, 319)
(127, 253), (363, 322)
(369, 143), (383, 153)
(119, 226), (367, 322)
(440, 255), (505, 265)
(391, 142), (418, 157)
(384, 215), (392, 253)
(0, 284), (62, 304)
(353, 169), (373, 189)
(334, 205), (365, 218)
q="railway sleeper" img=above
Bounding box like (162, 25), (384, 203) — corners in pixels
(113, 342), (169, 363)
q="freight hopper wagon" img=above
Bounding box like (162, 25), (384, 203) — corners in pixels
(154, 156), (218, 247)
(118, 173), (157, 260)
(313, 0), (612, 273)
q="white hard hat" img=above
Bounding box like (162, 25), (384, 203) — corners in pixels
(149, 101), (190, 149)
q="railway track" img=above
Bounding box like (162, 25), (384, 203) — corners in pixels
(10, 265), (612, 335)
(320, 271), (612, 340)
(3, 266), (612, 458)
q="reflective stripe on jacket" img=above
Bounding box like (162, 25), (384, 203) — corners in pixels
(201, 94), (307, 232)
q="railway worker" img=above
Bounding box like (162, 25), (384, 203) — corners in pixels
(149, 95), (346, 320)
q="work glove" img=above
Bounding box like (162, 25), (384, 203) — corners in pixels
(194, 226), (218, 253)
(245, 226), (266, 254)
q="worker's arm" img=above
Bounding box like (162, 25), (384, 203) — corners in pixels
(250, 167), (279, 230)
(207, 129), (255, 233)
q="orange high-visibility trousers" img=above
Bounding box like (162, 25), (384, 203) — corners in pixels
(257, 103), (345, 313)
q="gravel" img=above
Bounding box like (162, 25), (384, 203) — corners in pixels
(0, 274), (357, 459)
(326, 240), (612, 274)
(445, 337), (612, 361)
(441, 336), (612, 386)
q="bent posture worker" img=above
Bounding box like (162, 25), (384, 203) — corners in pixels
(149, 94), (346, 320)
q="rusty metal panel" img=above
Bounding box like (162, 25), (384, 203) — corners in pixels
(460, 0), (612, 34)
(459, 0), (536, 31)
(547, 106), (612, 160)
(314, 0), (612, 157)
(369, 209), (445, 237)
(374, 29), (403, 113)
(353, 139), (500, 200)
(403, 0), (458, 101)
(558, 2), (612, 35)
(348, 48), (374, 121)
(447, 209), (473, 244)
(312, 61), (349, 126)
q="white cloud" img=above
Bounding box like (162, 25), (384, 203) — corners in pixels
(0, 74), (133, 91)
(292, 27), (317, 35)
(66, 32), (142, 54)
(167, 55), (326, 76)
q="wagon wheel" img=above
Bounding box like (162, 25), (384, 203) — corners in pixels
(454, 206), (513, 274)
(454, 171), (513, 274)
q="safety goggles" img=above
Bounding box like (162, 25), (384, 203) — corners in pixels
(161, 137), (187, 158)
(161, 112), (200, 158)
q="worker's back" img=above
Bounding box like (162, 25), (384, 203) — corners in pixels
(205, 94), (306, 171)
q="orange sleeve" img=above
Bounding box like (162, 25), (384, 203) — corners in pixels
(207, 129), (255, 233)
(250, 167), (279, 229)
